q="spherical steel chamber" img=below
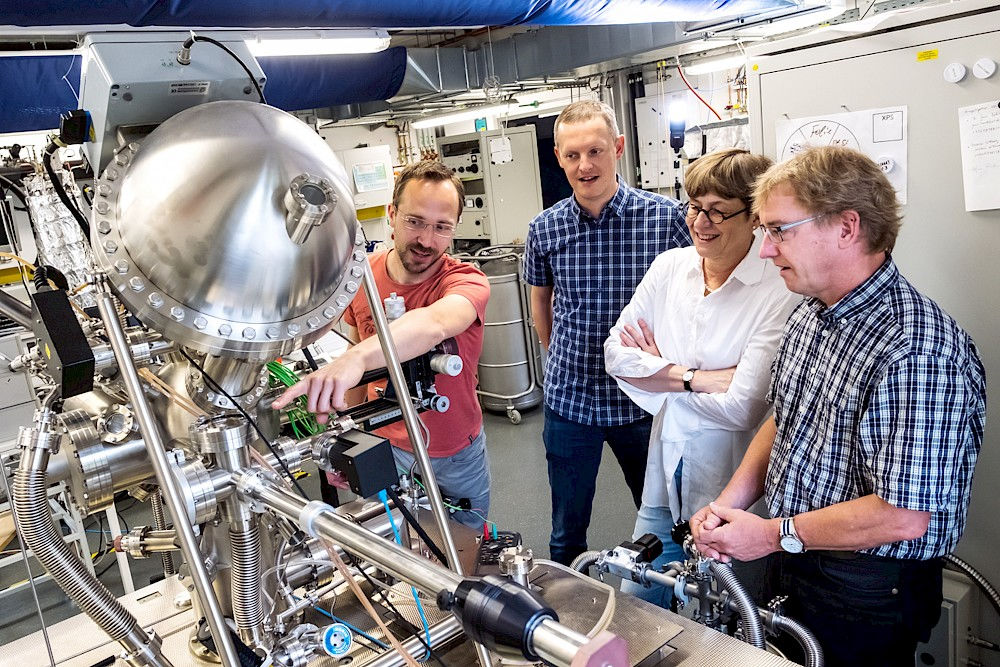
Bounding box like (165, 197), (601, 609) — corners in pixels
(90, 100), (366, 360)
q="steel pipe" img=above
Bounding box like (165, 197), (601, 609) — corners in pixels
(240, 473), (606, 667)
(96, 280), (241, 667)
(0, 288), (33, 329)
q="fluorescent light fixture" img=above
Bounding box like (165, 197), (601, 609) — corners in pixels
(411, 103), (512, 129)
(245, 29), (390, 57)
(684, 54), (746, 75)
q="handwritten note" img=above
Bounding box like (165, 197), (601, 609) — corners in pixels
(958, 100), (1000, 212)
(775, 106), (908, 204)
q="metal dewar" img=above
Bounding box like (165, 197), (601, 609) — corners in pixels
(90, 100), (365, 361)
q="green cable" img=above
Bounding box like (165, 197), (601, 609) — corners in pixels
(267, 361), (324, 436)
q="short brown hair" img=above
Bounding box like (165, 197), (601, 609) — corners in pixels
(554, 100), (621, 147)
(392, 160), (465, 218)
(684, 149), (773, 207)
(753, 146), (901, 253)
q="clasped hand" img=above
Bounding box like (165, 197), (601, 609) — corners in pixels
(690, 502), (778, 562)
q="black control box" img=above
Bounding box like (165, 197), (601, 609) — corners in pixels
(30, 289), (94, 398)
(326, 429), (397, 498)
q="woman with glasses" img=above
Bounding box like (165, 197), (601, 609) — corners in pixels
(603, 148), (800, 606)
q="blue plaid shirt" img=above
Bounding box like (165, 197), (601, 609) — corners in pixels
(524, 179), (691, 426)
(765, 258), (985, 560)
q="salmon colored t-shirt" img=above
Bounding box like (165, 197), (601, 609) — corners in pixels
(343, 250), (490, 457)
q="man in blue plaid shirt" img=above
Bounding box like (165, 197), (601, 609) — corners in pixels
(692, 146), (985, 667)
(524, 100), (691, 565)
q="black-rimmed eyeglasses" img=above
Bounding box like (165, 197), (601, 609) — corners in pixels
(683, 202), (749, 225)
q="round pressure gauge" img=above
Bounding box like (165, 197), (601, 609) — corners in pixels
(943, 62), (967, 84)
(973, 58), (997, 80)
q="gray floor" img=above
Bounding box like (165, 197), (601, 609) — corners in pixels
(0, 405), (641, 646)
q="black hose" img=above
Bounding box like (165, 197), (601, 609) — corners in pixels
(181, 35), (266, 104)
(42, 141), (90, 239)
(384, 485), (449, 568)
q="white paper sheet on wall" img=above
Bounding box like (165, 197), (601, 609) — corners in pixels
(775, 106), (908, 204)
(957, 100), (1000, 212)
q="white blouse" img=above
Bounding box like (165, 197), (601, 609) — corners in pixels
(604, 235), (800, 520)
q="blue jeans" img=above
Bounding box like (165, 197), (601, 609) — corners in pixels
(619, 461), (687, 607)
(392, 428), (491, 530)
(543, 405), (651, 565)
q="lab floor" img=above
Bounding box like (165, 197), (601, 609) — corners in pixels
(0, 405), (644, 646)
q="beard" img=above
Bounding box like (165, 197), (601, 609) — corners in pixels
(398, 241), (444, 274)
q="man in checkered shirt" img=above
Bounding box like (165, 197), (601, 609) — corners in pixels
(692, 146), (985, 667)
(524, 100), (691, 565)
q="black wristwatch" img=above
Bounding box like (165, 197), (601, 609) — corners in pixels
(682, 368), (697, 392)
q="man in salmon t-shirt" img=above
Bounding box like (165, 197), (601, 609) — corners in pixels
(273, 160), (492, 528)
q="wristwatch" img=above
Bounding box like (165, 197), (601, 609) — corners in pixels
(779, 517), (805, 554)
(682, 368), (698, 392)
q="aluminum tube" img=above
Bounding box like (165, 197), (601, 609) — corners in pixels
(360, 262), (464, 576)
(243, 473), (462, 594)
(709, 561), (765, 649)
(0, 288), (33, 329)
(96, 285), (241, 667)
(93, 340), (176, 373)
(362, 617), (464, 667)
(245, 475), (597, 667)
(531, 619), (591, 667)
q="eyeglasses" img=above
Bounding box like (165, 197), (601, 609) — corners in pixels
(756, 214), (822, 244)
(398, 215), (457, 239)
(683, 202), (749, 225)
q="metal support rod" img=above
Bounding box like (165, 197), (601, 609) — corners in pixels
(359, 262), (464, 574)
(95, 280), (241, 667)
(360, 261), (493, 667)
(363, 617), (463, 667)
(0, 456), (57, 667)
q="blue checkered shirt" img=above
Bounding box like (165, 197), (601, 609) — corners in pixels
(765, 258), (985, 560)
(524, 180), (691, 426)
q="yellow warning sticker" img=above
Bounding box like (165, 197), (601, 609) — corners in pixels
(44, 343), (51, 359)
(917, 49), (939, 62)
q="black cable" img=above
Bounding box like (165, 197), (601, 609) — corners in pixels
(42, 141), (90, 239)
(181, 34), (266, 104)
(0, 172), (28, 205)
(384, 486), (449, 568)
(353, 562), (449, 667)
(177, 348), (308, 499)
(302, 346), (319, 372)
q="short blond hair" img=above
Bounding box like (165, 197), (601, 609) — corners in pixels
(752, 146), (901, 253)
(553, 100), (620, 147)
(684, 149), (772, 207)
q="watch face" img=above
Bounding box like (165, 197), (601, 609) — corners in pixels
(682, 370), (695, 382)
(780, 535), (804, 554)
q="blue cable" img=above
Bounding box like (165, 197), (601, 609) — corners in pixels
(378, 489), (432, 661)
(307, 601), (391, 650)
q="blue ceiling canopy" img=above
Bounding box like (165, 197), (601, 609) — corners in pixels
(2, 0), (797, 29)
(0, 0), (802, 133)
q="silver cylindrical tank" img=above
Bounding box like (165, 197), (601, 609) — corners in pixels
(474, 248), (543, 422)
